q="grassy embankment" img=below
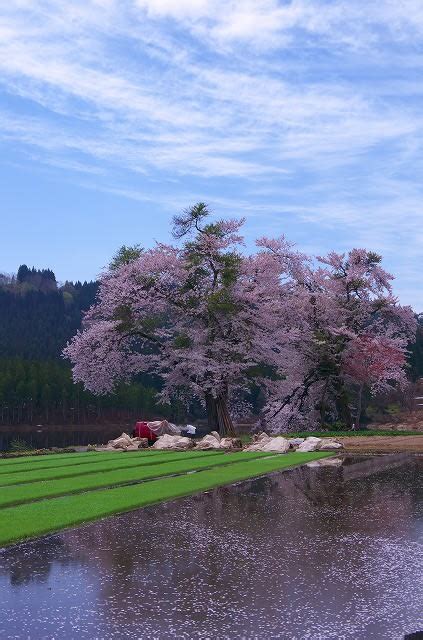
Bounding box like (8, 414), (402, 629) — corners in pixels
(289, 430), (422, 437)
(0, 449), (331, 546)
(239, 429), (422, 443)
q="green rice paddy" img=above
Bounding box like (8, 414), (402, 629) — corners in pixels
(0, 449), (332, 546)
(0, 450), (223, 485)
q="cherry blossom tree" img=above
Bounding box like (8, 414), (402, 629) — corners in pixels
(342, 335), (408, 428)
(63, 203), (306, 436)
(261, 248), (416, 431)
(64, 205), (416, 434)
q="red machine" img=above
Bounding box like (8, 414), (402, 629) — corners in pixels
(132, 421), (158, 443)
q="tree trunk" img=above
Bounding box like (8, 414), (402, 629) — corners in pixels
(319, 379), (330, 427)
(205, 393), (236, 437)
(354, 384), (364, 430)
(334, 380), (353, 429)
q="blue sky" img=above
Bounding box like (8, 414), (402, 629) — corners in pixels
(1, 1), (423, 308)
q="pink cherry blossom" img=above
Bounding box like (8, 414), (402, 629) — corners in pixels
(64, 205), (416, 434)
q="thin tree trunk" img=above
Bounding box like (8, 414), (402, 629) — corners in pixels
(205, 393), (236, 437)
(319, 379), (330, 427)
(335, 380), (353, 429)
(355, 384), (364, 430)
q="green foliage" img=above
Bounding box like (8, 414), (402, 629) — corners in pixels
(321, 420), (346, 432)
(17, 265), (30, 283)
(207, 289), (237, 315)
(62, 291), (74, 307)
(113, 303), (133, 330)
(366, 404), (378, 419)
(173, 334), (191, 349)
(109, 245), (143, 270)
(0, 357), (172, 425)
(366, 251), (382, 265)
(408, 318), (423, 380)
(385, 403), (401, 416)
(172, 202), (210, 239)
(1, 448), (76, 459)
(220, 252), (241, 287)
(9, 438), (31, 453)
(0, 275), (98, 359)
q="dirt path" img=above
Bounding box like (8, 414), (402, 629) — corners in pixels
(337, 435), (423, 453)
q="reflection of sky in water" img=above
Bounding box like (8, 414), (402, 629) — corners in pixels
(0, 454), (422, 639)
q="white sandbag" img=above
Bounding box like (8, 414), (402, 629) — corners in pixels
(219, 437), (242, 450)
(318, 439), (343, 451)
(244, 432), (271, 451)
(152, 434), (193, 450)
(260, 436), (290, 453)
(195, 434), (221, 450)
(296, 437), (323, 452)
(110, 433), (133, 449)
(288, 438), (305, 447)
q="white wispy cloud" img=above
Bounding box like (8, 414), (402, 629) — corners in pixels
(1, 0), (423, 305)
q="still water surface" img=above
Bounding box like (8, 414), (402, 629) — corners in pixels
(0, 454), (422, 639)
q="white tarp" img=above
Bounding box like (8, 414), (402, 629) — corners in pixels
(146, 420), (181, 436)
(146, 420), (197, 436)
(184, 424), (196, 435)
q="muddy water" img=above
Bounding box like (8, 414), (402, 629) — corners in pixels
(0, 455), (422, 639)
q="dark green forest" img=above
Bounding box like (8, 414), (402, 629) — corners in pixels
(0, 266), (170, 425)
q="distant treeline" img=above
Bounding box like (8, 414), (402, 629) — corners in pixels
(0, 267), (97, 359)
(0, 266), (174, 425)
(410, 319), (423, 380)
(0, 358), (175, 426)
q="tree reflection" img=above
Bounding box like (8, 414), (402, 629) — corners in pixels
(0, 536), (72, 586)
(0, 454), (419, 639)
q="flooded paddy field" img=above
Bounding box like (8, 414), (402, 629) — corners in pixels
(0, 454), (422, 639)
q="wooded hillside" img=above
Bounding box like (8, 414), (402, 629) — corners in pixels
(0, 266), (168, 425)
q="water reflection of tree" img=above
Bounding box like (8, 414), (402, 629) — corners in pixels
(0, 536), (73, 586)
(55, 462), (417, 633)
(0, 457), (419, 637)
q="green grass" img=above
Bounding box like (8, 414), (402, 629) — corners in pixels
(0, 450), (111, 464)
(290, 430), (422, 437)
(0, 449), (197, 476)
(0, 450), (224, 486)
(0, 449), (222, 481)
(0, 449), (167, 469)
(0, 451), (331, 546)
(239, 429), (423, 443)
(0, 451), (277, 508)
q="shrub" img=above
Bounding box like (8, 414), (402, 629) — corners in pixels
(9, 438), (32, 453)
